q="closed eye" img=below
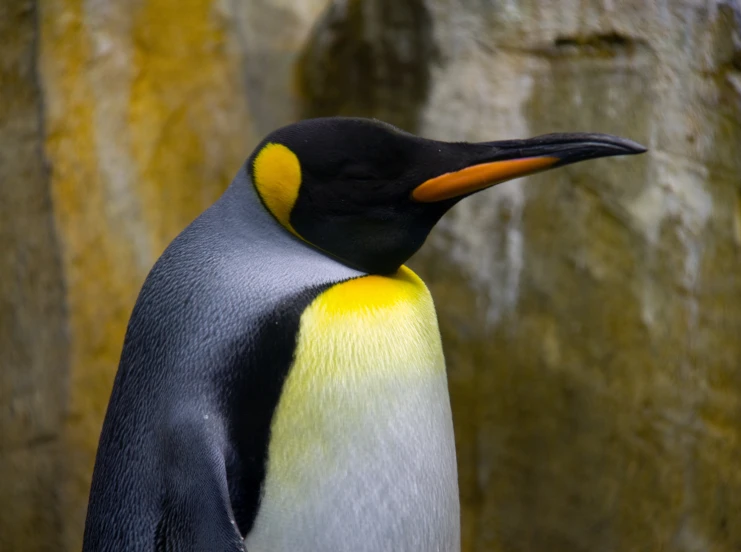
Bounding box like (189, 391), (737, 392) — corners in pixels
(339, 162), (378, 181)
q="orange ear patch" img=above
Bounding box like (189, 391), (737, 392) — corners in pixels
(253, 143), (302, 234)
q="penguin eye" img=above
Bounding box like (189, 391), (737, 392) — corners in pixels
(337, 153), (408, 183)
(339, 162), (376, 182)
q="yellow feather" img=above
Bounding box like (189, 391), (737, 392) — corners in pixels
(266, 265), (444, 487)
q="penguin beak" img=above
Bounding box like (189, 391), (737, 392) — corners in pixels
(411, 133), (647, 203)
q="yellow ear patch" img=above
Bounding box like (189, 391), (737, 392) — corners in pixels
(252, 142), (302, 234)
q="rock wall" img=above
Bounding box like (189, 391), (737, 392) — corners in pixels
(0, 3), (67, 551)
(1, 0), (740, 550)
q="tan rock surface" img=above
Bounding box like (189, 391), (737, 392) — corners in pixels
(0, 2), (67, 551)
(232, 0), (331, 136)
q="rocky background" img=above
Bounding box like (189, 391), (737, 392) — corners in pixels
(2, 0), (740, 551)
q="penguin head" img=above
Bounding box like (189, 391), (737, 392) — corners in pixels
(249, 117), (645, 274)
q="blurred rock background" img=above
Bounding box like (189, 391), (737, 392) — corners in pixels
(2, 0), (740, 550)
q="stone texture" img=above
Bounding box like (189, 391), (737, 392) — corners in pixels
(0, 1), (67, 551)
(0, 443), (65, 552)
(297, 0), (438, 130)
(299, 1), (741, 551)
(232, 0), (332, 137)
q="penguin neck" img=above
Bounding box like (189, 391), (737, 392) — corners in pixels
(216, 165), (366, 288)
(231, 164), (410, 278)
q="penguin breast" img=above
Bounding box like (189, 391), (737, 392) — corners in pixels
(245, 266), (461, 552)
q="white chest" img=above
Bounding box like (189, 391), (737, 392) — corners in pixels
(244, 268), (460, 552)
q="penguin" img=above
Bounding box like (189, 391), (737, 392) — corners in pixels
(82, 117), (645, 552)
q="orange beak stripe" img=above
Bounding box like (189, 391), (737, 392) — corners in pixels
(411, 156), (560, 202)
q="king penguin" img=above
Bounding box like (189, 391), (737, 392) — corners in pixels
(82, 117), (645, 552)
